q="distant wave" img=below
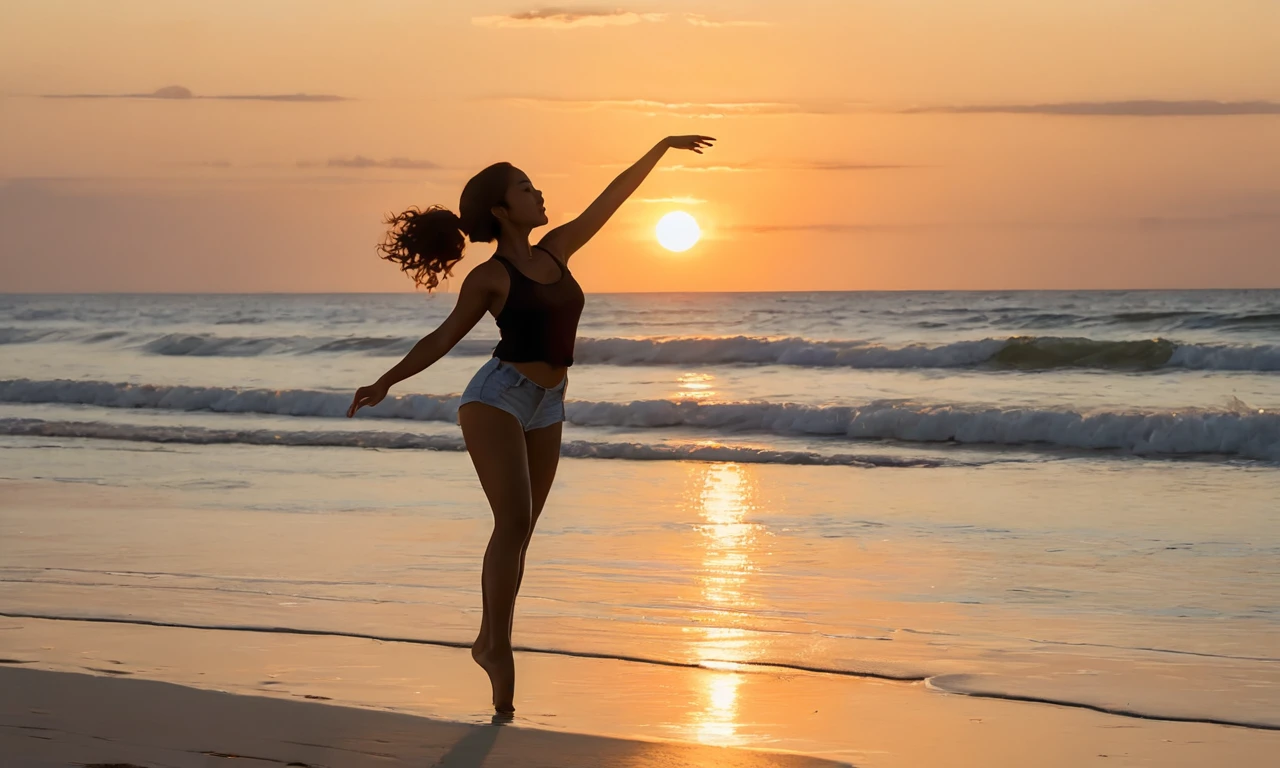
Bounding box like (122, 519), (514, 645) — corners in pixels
(3, 379), (1277, 460)
(0, 418), (944, 468)
(8, 301), (1280, 331)
(5, 327), (1280, 371)
(1101, 310), (1280, 333)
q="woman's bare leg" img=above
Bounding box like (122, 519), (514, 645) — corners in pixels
(475, 421), (563, 649)
(459, 402), (531, 713)
(512, 421), (562, 632)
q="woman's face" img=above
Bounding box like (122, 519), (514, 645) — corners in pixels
(495, 170), (548, 228)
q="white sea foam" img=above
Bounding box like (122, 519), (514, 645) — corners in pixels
(2, 379), (1277, 460)
(0, 418), (942, 468)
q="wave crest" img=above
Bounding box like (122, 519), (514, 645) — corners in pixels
(0, 418), (943, 468)
(2, 379), (1276, 460)
(6, 327), (1279, 371)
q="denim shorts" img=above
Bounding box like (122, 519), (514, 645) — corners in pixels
(458, 357), (567, 431)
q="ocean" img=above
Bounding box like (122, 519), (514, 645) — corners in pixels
(2, 289), (1278, 744)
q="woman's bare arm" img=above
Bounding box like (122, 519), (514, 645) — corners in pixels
(347, 265), (498, 417)
(540, 135), (715, 260)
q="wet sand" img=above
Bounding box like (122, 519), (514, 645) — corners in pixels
(2, 442), (1277, 765)
(0, 665), (839, 768)
(2, 617), (1276, 767)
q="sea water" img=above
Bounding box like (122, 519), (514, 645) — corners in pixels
(1, 290), (1277, 732)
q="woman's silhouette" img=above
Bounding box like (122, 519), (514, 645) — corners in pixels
(347, 135), (716, 713)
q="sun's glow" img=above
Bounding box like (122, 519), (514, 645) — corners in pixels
(656, 211), (702, 252)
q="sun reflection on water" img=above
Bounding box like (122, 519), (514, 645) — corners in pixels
(685, 462), (765, 747)
(676, 371), (717, 401)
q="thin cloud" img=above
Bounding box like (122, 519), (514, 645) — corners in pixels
(735, 212), (1280, 234)
(472, 8), (666, 29)
(0, 174), (411, 190)
(737, 223), (927, 234)
(171, 160), (234, 169)
(42, 85), (348, 102)
(684, 13), (770, 28)
(636, 196), (708, 205)
(1122, 211), (1280, 229)
(497, 95), (1280, 118)
(904, 100), (1280, 116)
(659, 162), (909, 173)
(763, 160), (914, 171)
(297, 156), (442, 170)
(593, 159), (911, 173)
(657, 165), (757, 173)
(495, 96), (865, 118)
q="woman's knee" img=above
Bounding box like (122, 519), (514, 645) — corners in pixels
(492, 504), (533, 541)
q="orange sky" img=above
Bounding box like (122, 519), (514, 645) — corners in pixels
(2, 0), (1279, 292)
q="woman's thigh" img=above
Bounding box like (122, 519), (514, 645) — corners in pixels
(458, 402), (532, 525)
(523, 421), (562, 522)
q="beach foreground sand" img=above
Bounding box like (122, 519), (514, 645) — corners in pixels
(2, 617), (1276, 767)
(1, 665), (844, 768)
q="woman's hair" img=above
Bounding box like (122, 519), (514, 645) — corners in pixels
(377, 161), (515, 290)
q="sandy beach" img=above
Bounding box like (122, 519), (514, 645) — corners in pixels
(3, 444), (1277, 766)
(5, 0), (1280, 762)
(4, 616), (1277, 768)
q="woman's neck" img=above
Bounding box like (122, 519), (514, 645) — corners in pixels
(494, 232), (534, 262)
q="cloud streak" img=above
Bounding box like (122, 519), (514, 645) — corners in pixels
(593, 159), (911, 173)
(472, 8), (666, 29)
(734, 211), (1280, 234)
(683, 13), (770, 28)
(657, 165), (755, 174)
(298, 156), (442, 170)
(497, 96), (865, 118)
(499, 96), (1280, 118)
(904, 100), (1280, 116)
(636, 196), (708, 205)
(42, 85), (348, 102)
(763, 160), (914, 171)
(471, 8), (767, 30)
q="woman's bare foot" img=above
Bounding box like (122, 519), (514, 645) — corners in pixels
(471, 640), (515, 713)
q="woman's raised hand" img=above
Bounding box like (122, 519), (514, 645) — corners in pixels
(347, 382), (389, 418)
(665, 135), (716, 154)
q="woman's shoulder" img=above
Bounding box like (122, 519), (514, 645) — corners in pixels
(462, 257), (510, 290)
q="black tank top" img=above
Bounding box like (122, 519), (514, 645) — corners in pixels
(491, 246), (585, 367)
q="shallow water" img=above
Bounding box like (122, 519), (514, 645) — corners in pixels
(1, 290), (1277, 731)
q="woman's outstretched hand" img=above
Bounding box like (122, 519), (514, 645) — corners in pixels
(347, 382), (389, 418)
(665, 135), (716, 154)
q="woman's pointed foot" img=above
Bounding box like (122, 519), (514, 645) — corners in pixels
(471, 641), (516, 713)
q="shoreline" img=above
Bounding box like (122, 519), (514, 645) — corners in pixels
(3, 616), (1277, 767)
(4, 610), (1277, 733)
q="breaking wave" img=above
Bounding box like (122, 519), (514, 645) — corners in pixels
(5, 327), (1280, 371)
(2, 379), (1277, 461)
(0, 418), (945, 468)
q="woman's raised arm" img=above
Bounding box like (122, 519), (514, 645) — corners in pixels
(540, 135), (715, 259)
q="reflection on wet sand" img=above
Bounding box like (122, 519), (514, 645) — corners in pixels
(685, 462), (765, 747)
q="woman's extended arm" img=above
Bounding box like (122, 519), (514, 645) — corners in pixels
(346, 266), (496, 417)
(541, 135), (715, 259)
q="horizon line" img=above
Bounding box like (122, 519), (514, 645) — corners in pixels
(3, 287), (1278, 296)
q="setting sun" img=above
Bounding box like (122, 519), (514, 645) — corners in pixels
(656, 211), (702, 252)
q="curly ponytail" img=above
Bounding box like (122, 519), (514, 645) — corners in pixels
(377, 162), (516, 291)
(377, 206), (464, 291)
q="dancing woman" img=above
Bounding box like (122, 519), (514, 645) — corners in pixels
(347, 135), (716, 712)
